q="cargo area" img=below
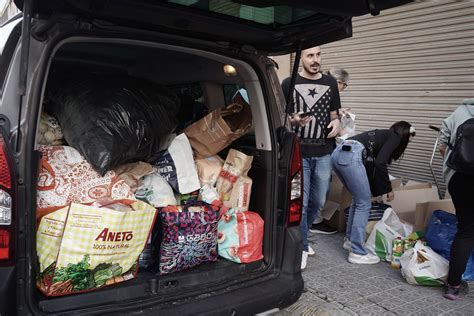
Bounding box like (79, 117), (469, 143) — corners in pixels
(33, 40), (278, 312)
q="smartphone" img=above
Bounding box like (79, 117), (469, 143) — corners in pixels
(341, 145), (351, 152)
(299, 111), (312, 118)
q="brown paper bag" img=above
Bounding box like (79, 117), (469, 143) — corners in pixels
(184, 102), (252, 159)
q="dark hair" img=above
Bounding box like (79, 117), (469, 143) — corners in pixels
(389, 121), (412, 161)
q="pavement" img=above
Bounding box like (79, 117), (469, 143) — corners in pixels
(278, 233), (474, 316)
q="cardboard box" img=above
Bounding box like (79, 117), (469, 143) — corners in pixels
(323, 174), (403, 232)
(414, 199), (455, 231)
(387, 186), (439, 226)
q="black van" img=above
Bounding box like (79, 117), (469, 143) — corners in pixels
(0, 1), (409, 315)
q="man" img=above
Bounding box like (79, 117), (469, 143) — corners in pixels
(281, 46), (341, 270)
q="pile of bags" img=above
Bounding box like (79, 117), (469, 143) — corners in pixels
(36, 76), (263, 297)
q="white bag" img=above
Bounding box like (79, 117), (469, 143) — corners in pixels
(365, 208), (413, 261)
(400, 241), (449, 286)
(135, 174), (177, 207)
(151, 133), (201, 194)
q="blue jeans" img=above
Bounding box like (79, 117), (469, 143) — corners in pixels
(301, 154), (332, 251)
(331, 141), (371, 255)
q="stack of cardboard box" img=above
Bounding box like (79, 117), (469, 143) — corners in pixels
(323, 176), (455, 233)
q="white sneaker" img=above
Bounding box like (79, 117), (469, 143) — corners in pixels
(348, 252), (380, 265)
(301, 251), (308, 270)
(307, 245), (316, 256)
(343, 238), (351, 251)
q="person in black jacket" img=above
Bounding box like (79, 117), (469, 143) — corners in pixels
(331, 121), (415, 264)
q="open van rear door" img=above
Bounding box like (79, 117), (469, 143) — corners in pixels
(14, 0), (412, 55)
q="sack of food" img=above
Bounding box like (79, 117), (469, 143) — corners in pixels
(157, 202), (219, 275)
(218, 209), (263, 263)
(37, 112), (64, 145)
(135, 173), (177, 207)
(195, 156), (224, 186)
(400, 241), (449, 286)
(150, 133), (200, 194)
(184, 102), (252, 159)
(216, 149), (253, 206)
(365, 208), (413, 261)
(36, 200), (156, 296)
(36, 146), (135, 219)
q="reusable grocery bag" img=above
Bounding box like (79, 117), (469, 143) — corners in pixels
(400, 241), (449, 286)
(184, 102), (252, 159)
(366, 208), (413, 261)
(157, 202), (219, 275)
(425, 210), (474, 280)
(36, 145), (135, 219)
(36, 200), (156, 296)
(217, 209), (263, 263)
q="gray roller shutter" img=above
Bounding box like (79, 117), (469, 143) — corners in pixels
(320, 0), (474, 194)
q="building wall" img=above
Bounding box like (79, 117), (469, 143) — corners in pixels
(287, 1), (474, 192)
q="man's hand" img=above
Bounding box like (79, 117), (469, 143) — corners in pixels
(386, 191), (395, 202)
(289, 113), (312, 127)
(327, 119), (341, 138)
(439, 144), (447, 158)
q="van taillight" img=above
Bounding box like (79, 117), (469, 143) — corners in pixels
(0, 133), (15, 264)
(287, 137), (303, 227)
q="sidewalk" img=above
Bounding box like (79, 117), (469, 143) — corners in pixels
(279, 233), (474, 315)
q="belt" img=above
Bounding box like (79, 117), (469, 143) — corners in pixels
(300, 139), (326, 145)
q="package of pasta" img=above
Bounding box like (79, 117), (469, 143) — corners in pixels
(216, 149), (253, 205)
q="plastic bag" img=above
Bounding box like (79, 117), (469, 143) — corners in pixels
(366, 208), (413, 261)
(218, 209), (263, 263)
(46, 74), (179, 175)
(336, 110), (356, 143)
(425, 210), (474, 280)
(135, 174), (177, 208)
(36, 145), (136, 218)
(400, 241), (449, 286)
(150, 133), (201, 194)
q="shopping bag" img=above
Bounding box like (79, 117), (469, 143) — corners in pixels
(36, 145), (136, 219)
(425, 210), (474, 280)
(184, 102), (252, 159)
(366, 208), (413, 261)
(157, 202), (219, 275)
(400, 241), (449, 286)
(218, 209), (264, 263)
(36, 200), (157, 296)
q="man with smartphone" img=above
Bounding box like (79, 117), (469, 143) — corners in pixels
(281, 46), (341, 270)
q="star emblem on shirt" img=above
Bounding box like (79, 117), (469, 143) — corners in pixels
(308, 88), (317, 97)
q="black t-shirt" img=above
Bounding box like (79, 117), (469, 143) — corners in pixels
(350, 129), (401, 196)
(281, 74), (341, 157)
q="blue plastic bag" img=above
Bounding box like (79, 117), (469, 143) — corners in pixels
(425, 210), (474, 280)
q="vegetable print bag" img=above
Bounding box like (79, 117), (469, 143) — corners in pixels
(36, 200), (156, 296)
(157, 202), (219, 275)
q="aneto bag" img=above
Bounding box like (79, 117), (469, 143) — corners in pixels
(36, 200), (156, 296)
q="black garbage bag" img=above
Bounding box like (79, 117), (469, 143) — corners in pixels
(46, 74), (179, 175)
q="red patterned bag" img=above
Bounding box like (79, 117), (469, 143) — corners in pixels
(37, 146), (135, 219)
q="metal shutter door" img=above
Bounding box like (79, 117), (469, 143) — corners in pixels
(321, 0), (474, 193)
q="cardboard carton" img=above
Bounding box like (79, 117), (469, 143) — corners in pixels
(387, 186), (439, 226)
(414, 199), (455, 231)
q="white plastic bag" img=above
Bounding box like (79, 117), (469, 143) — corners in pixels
(400, 241), (449, 286)
(336, 110), (356, 143)
(151, 133), (200, 194)
(135, 174), (177, 207)
(365, 208), (413, 261)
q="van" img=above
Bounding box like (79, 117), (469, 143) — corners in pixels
(0, 1), (409, 314)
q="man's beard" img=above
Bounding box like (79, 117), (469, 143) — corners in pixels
(304, 63), (320, 74)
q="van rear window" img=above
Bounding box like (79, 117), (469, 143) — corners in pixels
(167, 0), (314, 25)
